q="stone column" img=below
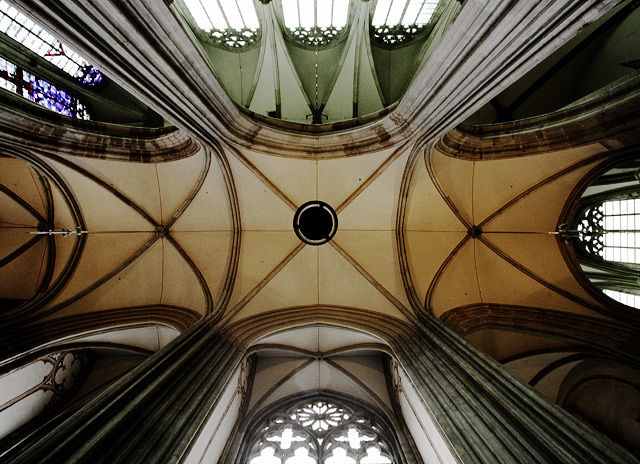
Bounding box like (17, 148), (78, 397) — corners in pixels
(0, 321), (244, 464)
(395, 316), (636, 463)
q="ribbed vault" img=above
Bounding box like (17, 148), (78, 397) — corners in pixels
(2, 0), (640, 462)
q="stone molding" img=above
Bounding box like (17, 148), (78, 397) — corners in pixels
(15, 0), (624, 157)
(438, 73), (640, 160)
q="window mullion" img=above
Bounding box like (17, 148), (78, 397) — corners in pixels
(399, 0), (410, 25)
(235, 0), (247, 29)
(215, 0), (231, 29)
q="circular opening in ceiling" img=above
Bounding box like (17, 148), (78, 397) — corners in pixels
(293, 201), (338, 246)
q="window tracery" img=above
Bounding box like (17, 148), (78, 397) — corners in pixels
(571, 162), (640, 310)
(281, 0), (349, 48)
(0, 350), (94, 438)
(371, 0), (438, 45)
(0, 56), (90, 119)
(576, 198), (640, 264)
(0, 1), (103, 86)
(246, 399), (394, 464)
(183, 0), (261, 49)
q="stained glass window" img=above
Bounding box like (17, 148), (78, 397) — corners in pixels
(183, 0), (260, 49)
(246, 399), (393, 464)
(0, 56), (90, 119)
(371, 0), (439, 45)
(0, 1), (103, 86)
(281, 0), (349, 47)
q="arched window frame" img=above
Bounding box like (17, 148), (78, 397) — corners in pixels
(370, 0), (443, 47)
(181, 0), (262, 50)
(228, 392), (416, 464)
(0, 349), (95, 439)
(279, 0), (351, 49)
(570, 161), (640, 308)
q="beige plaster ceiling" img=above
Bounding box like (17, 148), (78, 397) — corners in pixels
(0, 132), (620, 334)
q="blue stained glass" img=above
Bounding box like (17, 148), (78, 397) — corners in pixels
(79, 66), (103, 86)
(0, 56), (90, 119)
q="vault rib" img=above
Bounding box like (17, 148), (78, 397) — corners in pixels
(478, 236), (604, 314)
(477, 152), (611, 229)
(222, 242), (306, 324)
(424, 235), (470, 313)
(329, 240), (414, 322)
(38, 234), (159, 318)
(424, 147), (472, 229)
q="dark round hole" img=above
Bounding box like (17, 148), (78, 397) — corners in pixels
(293, 201), (338, 246)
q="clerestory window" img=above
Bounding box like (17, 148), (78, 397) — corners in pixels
(0, 1), (103, 86)
(0, 350), (94, 439)
(281, 0), (349, 47)
(245, 399), (394, 464)
(576, 198), (640, 265)
(371, 0), (439, 45)
(0, 56), (90, 119)
(182, 0), (260, 49)
(571, 162), (640, 310)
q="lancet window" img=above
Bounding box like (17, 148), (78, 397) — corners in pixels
(281, 0), (349, 47)
(371, 0), (439, 45)
(245, 399), (395, 464)
(0, 56), (90, 119)
(183, 0), (260, 49)
(0, 1), (103, 86)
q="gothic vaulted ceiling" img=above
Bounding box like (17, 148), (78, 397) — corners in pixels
(2, 0), (640, 461)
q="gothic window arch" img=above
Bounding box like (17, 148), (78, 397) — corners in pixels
(280, 0), (349, 48)
(182, 0), (261, 50)
(236, 394), (410, 464)
(571, 160), (640, 309)
(371, 0), (439, 46)
(0, 350), (94, 439)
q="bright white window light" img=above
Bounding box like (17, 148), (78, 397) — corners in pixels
(402, 1), (423, 26)
(282, 0), (300, 28)
(372, 0), (438, 27)
(0, 1), (102, 85)
(372, 0), (391, 26)
(246, 400), (395, 464)
(603, 289), (640, 309)
(281, 0), (349, 47)
(282, 0), (348, 29)
(183, 0), (260, 48)
(298, 0), (315, 28)
(183, 0), (259, 31)
(332, 0), (349, 27)
(386, 0), (404, 25)
(238, 0), (260, 29)
(600, 199), (640, 265)
(317, 3), (331, 28)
